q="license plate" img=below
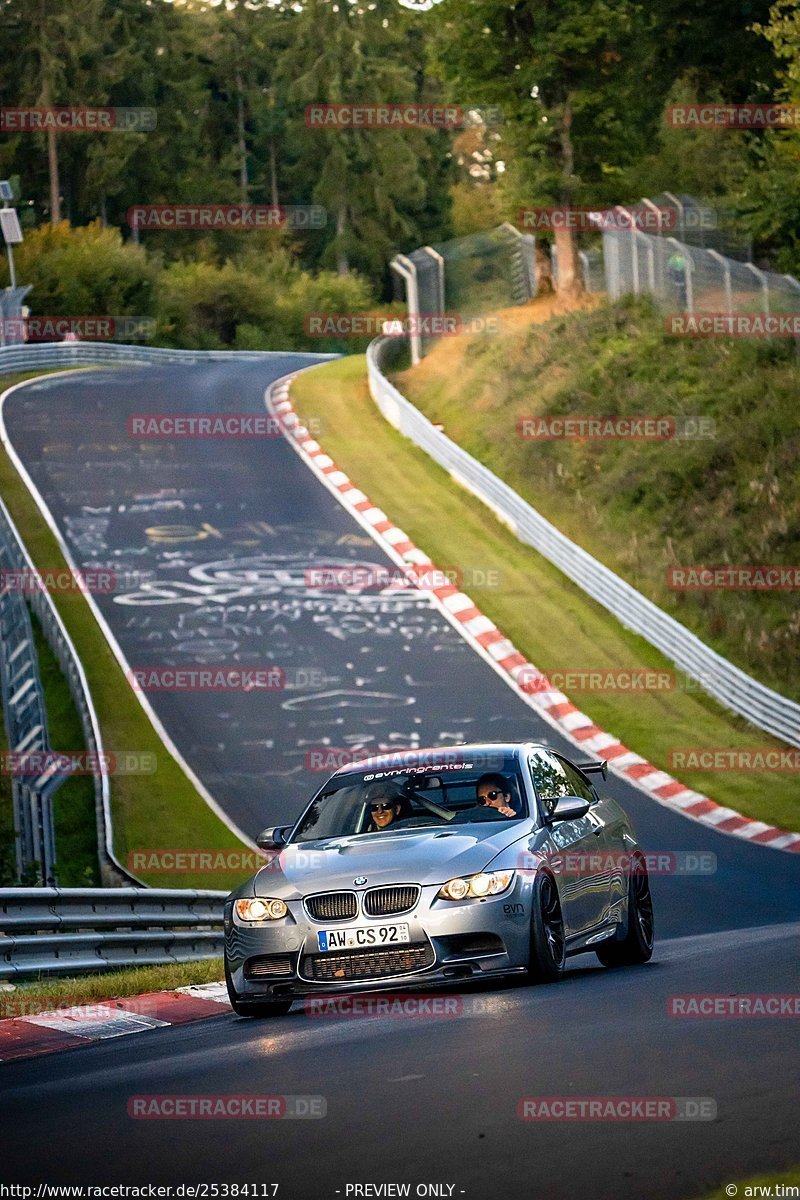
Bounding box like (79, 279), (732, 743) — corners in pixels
(317, 923), (410, 952)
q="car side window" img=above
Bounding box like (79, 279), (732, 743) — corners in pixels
(556, 757), (595, 804)
(528, 750), (573, 817)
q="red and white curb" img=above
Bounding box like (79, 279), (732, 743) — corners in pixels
(268, 374), (800, 855)
(0, 982), (230, 1063)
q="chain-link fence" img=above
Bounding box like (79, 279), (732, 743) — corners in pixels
(601, 197), (800, 320)
(392, 195), (799, 350)
(391, 223), (536, 362)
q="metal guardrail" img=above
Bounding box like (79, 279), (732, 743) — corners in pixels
(0, 501), (58, 883)
(0, 496), (135, 886)
(366, 337), (800, 748)
(0, 887), (226, 978)
(0, 341), (337, 373)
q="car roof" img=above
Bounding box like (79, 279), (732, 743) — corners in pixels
(331, 741), (550, 780)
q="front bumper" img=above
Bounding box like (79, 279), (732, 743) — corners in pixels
(225, 880), (531, 1002)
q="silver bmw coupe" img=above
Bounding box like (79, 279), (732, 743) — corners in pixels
(224, 742), (655, 1016)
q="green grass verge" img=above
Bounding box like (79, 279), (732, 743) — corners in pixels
(30, 613), (100, 886)
(0, 958), (224, 1014)
(0, 370), (253, 890)
(697, 1168), (800, 1199)
(393, 297), (800, 705)
(291, 355), (797, 832)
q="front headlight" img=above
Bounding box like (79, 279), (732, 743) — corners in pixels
(234, 897), (288, 922)
(438, 871), (515, 901)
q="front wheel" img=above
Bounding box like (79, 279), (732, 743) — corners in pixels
(225, 959), (293, 1018)
(527, 872), (567, 983)
(596, 857), (654, 967)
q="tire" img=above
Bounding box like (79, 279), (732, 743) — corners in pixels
(225, 960), (293, 1018)
(596, 856), (654, 967)
(527, 872), (567, 983)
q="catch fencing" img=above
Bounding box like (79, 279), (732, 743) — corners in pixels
(392, 223), (536, 362)
(601, 195), (800, 318)
(366, 337), (800, 748)
(0, 887), (226, 978)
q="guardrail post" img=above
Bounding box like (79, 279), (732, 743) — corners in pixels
(420, 245), (445, 315)
(390, 254), (422, 366)
(707, 250), (733, 312)
(745, 262), (770, 315)
(663, 191), (685, 241)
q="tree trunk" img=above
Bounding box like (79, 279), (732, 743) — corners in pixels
(336, 205), (349, 275)
(268, 140), (279, 208)
(555, 96), (582, 297)
(42, 73), (61, 224)
(235, 69), (248, 205)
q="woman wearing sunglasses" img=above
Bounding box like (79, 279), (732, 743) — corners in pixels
(475, 773), (517, 818)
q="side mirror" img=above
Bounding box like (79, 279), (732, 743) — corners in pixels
(256, 826), (288, 851)
(546, 795), (591, 823)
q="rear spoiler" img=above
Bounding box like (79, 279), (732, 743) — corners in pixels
(577, 759), (608, 780)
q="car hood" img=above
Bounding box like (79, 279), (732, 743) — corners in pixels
(249, 823), (529, 898)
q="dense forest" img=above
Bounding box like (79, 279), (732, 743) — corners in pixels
(0, 0), (798, 347)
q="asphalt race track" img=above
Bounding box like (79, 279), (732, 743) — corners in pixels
(1, 361), (798, 1198)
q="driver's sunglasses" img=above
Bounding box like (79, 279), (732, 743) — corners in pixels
(370, 802), (393, 812)
(479, 789), (503, 803)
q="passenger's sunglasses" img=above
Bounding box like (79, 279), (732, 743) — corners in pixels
(479, 789), (503, 803)
(369, 802), (394, 812)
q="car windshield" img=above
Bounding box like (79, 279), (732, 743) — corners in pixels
(291, 756), (527, 843)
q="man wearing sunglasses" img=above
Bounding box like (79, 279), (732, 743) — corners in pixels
(364, 782), (404, 832)
(475, 773), (517, 818)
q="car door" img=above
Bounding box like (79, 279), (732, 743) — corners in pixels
(527, 749), (610, 937)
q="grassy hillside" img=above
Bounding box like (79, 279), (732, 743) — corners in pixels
(392, 297), (800, 704)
